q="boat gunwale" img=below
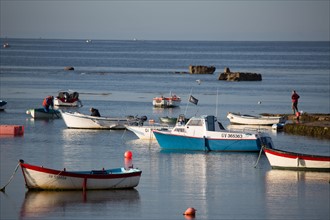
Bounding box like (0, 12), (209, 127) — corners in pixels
(20, 162), (142, 179)
(153, 129), (260, 141)
(264, 147), (330, 161)
(61, 111), (131, 122)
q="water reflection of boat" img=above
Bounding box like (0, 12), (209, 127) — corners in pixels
(20, 190), (140, 218)
(265, 169), (330, 185)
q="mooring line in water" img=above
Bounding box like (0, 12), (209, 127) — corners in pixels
(254, 146), (264, 168)
(120, 128), (128, 145)
(0, 162), (20, 192)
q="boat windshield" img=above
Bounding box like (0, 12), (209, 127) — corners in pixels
(187, 119), (203, 126)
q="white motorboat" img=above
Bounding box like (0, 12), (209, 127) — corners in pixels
(60, 111), (144, 130)
(126, 123), (172, 140)
(152, 93), (181, 108)
(54, 90), (82, 107)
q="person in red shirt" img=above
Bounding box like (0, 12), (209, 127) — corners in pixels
(42, 96), (54, 112)
(291, 90), (300, 114)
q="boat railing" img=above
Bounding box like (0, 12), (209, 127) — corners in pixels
(228, 126), (269, 133)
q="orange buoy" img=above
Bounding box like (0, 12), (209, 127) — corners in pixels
(183, 207), (196, 216)
(0, 125), (24, 136)
(124, 151), (133, 159)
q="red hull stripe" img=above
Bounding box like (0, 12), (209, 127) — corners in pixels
(20, 163), (142, 179)
(264, 148), (330, 162)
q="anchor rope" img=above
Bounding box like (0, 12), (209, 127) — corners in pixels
(0, 162), (20, 192)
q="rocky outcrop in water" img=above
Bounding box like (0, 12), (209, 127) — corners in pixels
(218, 67), (262, 81)
(64, 66), (74, 71)
(189, 65), (216, 74)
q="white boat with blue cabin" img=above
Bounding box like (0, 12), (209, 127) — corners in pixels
(153, 115), (274, 151)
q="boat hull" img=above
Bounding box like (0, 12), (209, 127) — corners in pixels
(152, 95), (181, 108)
(227, 112), (285, 126)
(61, 111), (134, 129)
(153, 130), (264, 151)
(20, 161), (142, 190)
(126, 124), (171, 140)
(54, 98), (81, 107)
(27, 108), (61, 119)
(264, 147), (330, 172)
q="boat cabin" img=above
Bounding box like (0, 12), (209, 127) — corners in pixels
(173, 115), (225, 135)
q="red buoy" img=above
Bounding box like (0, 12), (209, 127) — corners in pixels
(183, 207), (196, 216)
(124, 151), (133, 159)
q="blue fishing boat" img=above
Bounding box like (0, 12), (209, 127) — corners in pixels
(153, 115), (274, 151)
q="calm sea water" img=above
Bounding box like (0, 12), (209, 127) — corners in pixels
(0, 38), (329, 220)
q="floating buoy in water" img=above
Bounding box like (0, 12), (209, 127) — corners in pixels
(124, 151), (133, 159)
(183, 207), (196, 216)
(26, 110), (30, 115)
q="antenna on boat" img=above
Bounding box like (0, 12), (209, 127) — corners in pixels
(215, 88), (219, 117)
(184, 88), (193, 115)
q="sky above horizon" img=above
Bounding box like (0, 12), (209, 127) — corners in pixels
(1, 0), (329, 41)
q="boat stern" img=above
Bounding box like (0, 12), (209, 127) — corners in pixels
(258, 133), (274, 149)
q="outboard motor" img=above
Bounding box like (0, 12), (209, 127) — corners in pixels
(138, 115), (148, 125)
(63, 92), (70, 101)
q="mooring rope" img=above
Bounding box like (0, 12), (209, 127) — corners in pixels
(0, 162), (20, 192)
(254, 145), (265, 168)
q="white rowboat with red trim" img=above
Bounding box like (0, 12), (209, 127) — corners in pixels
(19, 160), (142, 190)
(263, 147), (330, 172)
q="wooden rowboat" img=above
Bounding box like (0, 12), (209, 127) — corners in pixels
(227, 112), (286, 126)
(19, 160), (142, 190)
(263, 147), (330, 172)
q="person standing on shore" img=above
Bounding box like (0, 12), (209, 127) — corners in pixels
(291, 90), (300, 114)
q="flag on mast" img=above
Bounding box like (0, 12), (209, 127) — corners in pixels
(189, 95), (198, 105)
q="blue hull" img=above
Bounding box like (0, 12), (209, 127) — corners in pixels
(154, 132), (262, 151)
